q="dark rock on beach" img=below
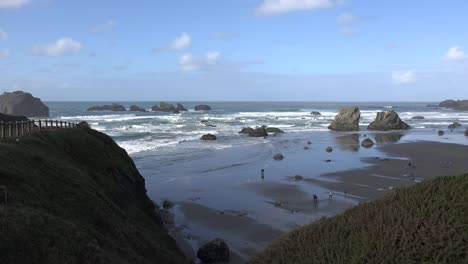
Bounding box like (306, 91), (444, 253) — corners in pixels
(273, 153), (284, 160)
(311, 111), (321, 116)
(129, 105), (147, 112)
(411, 116), (425, 120)
(438, 130), (445, 136)
(152, 102), (179, 113)
(328, 107), (361, 131)
(0, 91), (49, 117)
(448, 122), (462, 129)
(201, 134), (217, 140)
(197, 238), (230, 264)
(239, 126), (268, 137)
(439, 99), (468, 110)
(368, 111), (410, 131)
(176, 103), (188, 112)
(87, 103), (126, 112)
(326, 147), (333, 153)
(265, 127), (284, 134)
(465, 129), (468, 136)
(194, 104), (212, 111)
(361, 138), (375, 148)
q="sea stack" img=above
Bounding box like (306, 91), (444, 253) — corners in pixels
(176, 103), (188, 112)
(439, 99), (468, 110)
(152, 102), (179, 113)
(328, 107), (361, 131)
(87, 103), (127, 112)
(194, 104), (212, 111)
(368, 111), (410, 131)
(0, 91), (49, 117)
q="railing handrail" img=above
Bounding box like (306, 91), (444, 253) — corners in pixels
(0, 119), (78, 139)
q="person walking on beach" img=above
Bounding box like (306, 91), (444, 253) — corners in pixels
(313, 194), (318, 204)
(261, 169), (265, 179)
(329, 191), (333, 200)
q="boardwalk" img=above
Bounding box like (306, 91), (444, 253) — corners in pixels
(0, 120), (78, 139)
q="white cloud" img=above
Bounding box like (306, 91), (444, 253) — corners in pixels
(32, 38), (82, 57)
(336, 13), (358, 25)
(161, 32), (191, 51)
(257, 0), (335, 15)
(0, 28), (8, 41)
(0, 0), (29, 9)
(444, 46), (466, 62)
(392, 71), (415, 84)
(179, 51), (222, 71)
(0, 49), (10, 58)
(92, 20), (115, 33)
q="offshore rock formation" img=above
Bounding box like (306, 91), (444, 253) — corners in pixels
(368, 111), (410, 131)
(328, 107), (361, 131)
(0, 91), (49, 117)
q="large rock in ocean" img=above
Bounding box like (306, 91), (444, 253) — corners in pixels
(0, 91), (49, 117)
(129, 105), (146, 112)
(439, 100), (468, 110)
(197, 238), (230, 263)
(201, 134), (217, 140)
(265, 127), (284, 134)
(152, 102), (179, 113)
(328, 107), (361, 131)
(176, 103), (188, 112)
(368, 111), (410, 131)
(195, 104), (212, 111)
(87, 103), (126, 112)
(238, 126), (268, 137)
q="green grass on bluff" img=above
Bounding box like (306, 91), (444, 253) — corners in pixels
(0, 127), (188, 264)
(250, 174), (468, 264)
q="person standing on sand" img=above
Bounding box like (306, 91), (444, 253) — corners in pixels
(313, 194), (318, 204)
(329, 191), (333, 200)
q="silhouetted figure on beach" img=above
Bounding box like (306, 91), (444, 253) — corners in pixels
(344, 190), (347, 197)
(261, 169), (265, 179)
(329, 191), (333, 200)
(313, 194), (318, 204)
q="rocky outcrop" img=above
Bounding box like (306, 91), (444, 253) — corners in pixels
(129, 105), (147, 112)
(411, 116), (425, 120)
(201, 134), (217, 140)
(448, 122), (462, 129)
(0, 127), (187, 264)
(368, 111), (410, 131)
(439, 100), (468, 110)
(87, 103), (127, 112)
(328, 107), (360, 131)
(194, 104), (212, 111)
(238, 126), (268, 137)
(311, 111), (321, 116)
(152, 102), (179, 113)
(0, 91), (49, 117)
(265, 127), (284, 134)
(361, 138), (374, 148)
(197, 238), (230, 264)
(0, 113), (29, 123)
(273, 154), (284, 160)
(176, 103), (188, 112)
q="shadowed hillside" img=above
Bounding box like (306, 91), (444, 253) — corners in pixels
(249, 174), (468, 264)
(0, 127), (188, 264)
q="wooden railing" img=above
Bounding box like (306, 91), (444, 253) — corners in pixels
(0, 120), (78, 139)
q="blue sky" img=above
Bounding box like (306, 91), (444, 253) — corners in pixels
(0, 0), (467, 101)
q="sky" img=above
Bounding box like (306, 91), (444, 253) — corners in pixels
(0, 0), (467, 101)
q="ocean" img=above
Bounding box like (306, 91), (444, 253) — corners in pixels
(50, 101), (467, 156)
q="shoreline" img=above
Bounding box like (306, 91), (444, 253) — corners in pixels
(142, 131), (468, 263)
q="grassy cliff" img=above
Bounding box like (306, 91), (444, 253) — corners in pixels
(0, 127), (188, 264)
(250, 174), (468, 264)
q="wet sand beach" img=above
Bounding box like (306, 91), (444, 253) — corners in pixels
(138, 130), (468, 263)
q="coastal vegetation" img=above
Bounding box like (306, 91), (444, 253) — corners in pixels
(0, 126), (187, 264)
(249, 174), (468, 264)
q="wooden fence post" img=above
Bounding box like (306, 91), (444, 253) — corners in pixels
(15, 122), (19, 137)
(20, 121), (24, 136)
(1, 121), (4, 139)
(8, 122), (12, 137)
(55, 120), (58, 128)
(60, 121), (63, 128)
(39, 120), (42, 130)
